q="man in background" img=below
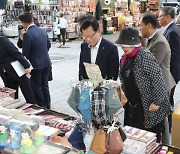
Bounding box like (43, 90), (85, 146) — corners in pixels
(18, 12), (52, 109)
(33, 13), (40, 27)
(57, 13), (68, 48)
(0, 36), (35, 104)
(159, 6), (180, 132)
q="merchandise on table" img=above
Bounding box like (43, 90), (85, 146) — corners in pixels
(0, 86), (16, 98)
(20, 104), (45, 115)
(37, 110), (75, 137)
(122, 126), (158, 154)
(67, 79), (124, 152)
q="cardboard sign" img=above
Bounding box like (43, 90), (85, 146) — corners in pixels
(83, 63), (104, 87)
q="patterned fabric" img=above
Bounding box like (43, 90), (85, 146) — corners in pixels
(91, 90), (107, 127)
(120, 47), (171, 129)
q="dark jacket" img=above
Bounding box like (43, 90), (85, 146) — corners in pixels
(79, 38), (119, 80)
(0, 36), (30, 80)
(20, 25), (51, 69)
(163, 22), (180, 83)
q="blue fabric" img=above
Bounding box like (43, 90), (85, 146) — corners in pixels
(68, 124), (86, 150)
(78, 90), (91, 122)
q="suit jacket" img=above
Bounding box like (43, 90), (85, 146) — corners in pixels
(147, 31), (175, 91)
(0, 36), (30, 80)
(79, 38), (119, 80)
(21, 25), (51, 69)
(163, 22), (180, 83)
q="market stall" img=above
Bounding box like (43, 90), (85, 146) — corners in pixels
(1, 0), (91, 39)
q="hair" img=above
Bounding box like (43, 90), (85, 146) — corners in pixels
(80, 17), (99, 32)
(19, 12), (33, 23)
(142, 13), (160, 29)
(161, 6), (175, 19)
(77, 13), (95, 25)
(22, 128), (31, 136)
(60, 13), (64, 18)
(30, 123), (39, 132)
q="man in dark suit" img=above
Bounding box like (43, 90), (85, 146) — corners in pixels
(0, 36), (35, 103)
(79, 17), (119, 80)
(159, 6), (180, 132)
(18, 12), (52, 109)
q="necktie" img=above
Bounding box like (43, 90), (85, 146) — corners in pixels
(147, 38), (152, 46)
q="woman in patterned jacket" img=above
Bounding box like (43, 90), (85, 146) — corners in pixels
(115, 27), (171, 142)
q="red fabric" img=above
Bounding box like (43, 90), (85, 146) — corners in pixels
(121, 47), (141, 66)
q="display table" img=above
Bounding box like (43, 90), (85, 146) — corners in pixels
(1, 141), (70, 154)
(151, 144), (180, 154)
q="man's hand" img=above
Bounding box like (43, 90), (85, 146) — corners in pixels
(25, 67), (32, 74)
(25, 67), (32, 79)
(19, 29), (26, 39)
(149, 103), (159, 112)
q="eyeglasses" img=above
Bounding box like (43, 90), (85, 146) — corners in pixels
(158, 14), (166, 18)
(82, 31), (97, 39)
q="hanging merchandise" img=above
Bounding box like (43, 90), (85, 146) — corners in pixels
(106, 120), (124, 154)
(67, 123), (86, 151)
(67, 87), (80, 114)
(91, 88), (107, 127)
(90, 128), (107, 153)
(78, 90), (91, 122)
(105, 85), (122, 117)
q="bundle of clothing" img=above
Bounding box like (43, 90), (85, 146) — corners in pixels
(67, 80), (126, 153)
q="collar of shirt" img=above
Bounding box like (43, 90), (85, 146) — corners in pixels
(148, 30), (158, 40)
(90, 37), (102, 64)
(26, 24), (35, 31)
(161, 21), (174, 34)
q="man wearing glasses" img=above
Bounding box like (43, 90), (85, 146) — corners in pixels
(159, 6), (180, 133)
(78, 17), (119, 81)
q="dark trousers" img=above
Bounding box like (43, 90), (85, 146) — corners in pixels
(168, 86), (176, 132)
(57, 28), (66, 45)
(2, 72), (35, 104)
(31, 66), (51, 109)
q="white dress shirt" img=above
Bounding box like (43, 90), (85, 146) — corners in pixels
(161, 21), (174, 35)
(58, 17), (68, 29)
(90, 37), (102, 64)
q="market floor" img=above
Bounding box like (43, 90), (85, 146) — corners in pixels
(1, 33), (180, 120)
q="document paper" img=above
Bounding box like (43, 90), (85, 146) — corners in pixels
(11, 60), (26, 77)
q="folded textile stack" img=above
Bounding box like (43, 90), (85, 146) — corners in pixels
(0, 96), (25, 109)
(0, 86), (16, 98)
(38, 125), (61, 140)
(19, 104), (45, 115)
(122, 126), (157, 154)
(0, 91), (9, 99)
(37, 113), (75, 137)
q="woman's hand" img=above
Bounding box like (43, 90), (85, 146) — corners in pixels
(149, 103), (159, 112)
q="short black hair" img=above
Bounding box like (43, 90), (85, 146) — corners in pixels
(161, 6), (175, 19)
(60, 13), (64, 18)
(142, 13), (160, 29)
(77, 13), (95, 25)
(80, 18), (99, 32)
(19, 12), (33, 23)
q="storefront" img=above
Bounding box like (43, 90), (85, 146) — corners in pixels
(0, 0), (94, 38)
